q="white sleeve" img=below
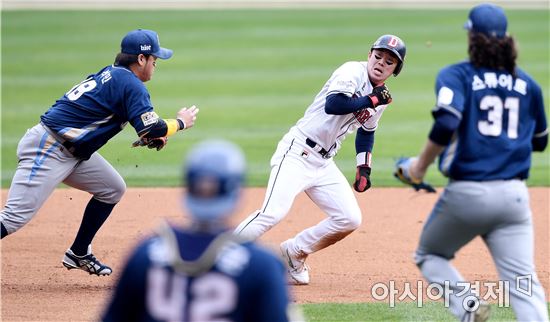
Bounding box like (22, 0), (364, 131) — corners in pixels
(326, 62), (363, 97)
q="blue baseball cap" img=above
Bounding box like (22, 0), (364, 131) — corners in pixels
(464, 3), (508, 38)
(121, 29), (173, 59)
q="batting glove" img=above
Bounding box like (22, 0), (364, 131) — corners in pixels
(368, 84), (392, 107)
(353, 165), (372, 192)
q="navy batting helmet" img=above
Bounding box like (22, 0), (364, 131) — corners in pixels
(184, 140), (246, 222)
(371, 34), (406, 76)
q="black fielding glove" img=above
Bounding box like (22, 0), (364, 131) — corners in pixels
(132, 137), (168, 151)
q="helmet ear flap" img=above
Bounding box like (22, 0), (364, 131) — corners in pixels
(393, 61), (403, 76)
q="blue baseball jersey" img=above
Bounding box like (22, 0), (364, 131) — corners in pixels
(41, 65), (156, 159)
(102, 227), (290, 322)
(432, 61), (547, 181)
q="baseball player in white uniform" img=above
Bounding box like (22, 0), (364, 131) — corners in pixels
(235, 35), (406, 284)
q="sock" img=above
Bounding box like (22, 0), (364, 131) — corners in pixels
(1, 223), (8, 239)
(70, 198), (116, 256)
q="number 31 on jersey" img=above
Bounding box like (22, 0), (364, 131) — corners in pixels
(478, 95), (519, 139)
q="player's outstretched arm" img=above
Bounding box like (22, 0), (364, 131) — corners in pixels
(324, 84), (392, 116)
(132, 105), (200, 151)
(175, 105), (199, 130)
(393, 140), (442, 193)
(409, 139), (444, 179)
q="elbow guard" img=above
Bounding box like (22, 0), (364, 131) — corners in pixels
(429, 112), (460, 146)
(532, 132), (548, 152)
(140, 119), (185, 138)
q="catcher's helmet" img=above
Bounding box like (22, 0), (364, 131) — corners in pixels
(371, 34), (406, 76)
(184, 140), (246, 222)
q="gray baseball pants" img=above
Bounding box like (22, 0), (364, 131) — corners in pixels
(415, 180), (548, 320)
(1, 123), (125, 234)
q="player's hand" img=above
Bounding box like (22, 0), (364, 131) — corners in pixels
(176, 105), (199, 129)
(353, 165), (372, 192)
(368, 84), (392, 107)
(393, 157), (436, 193)
(132, 136), (168, 151)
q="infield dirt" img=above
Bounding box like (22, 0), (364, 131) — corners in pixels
(1, 187), (548, 320)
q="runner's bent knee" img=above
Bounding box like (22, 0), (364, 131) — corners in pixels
(333, 209), (362, 231)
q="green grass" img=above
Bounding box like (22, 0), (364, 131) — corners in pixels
(2, 9), (549, 187)
(1, 10), (549, 321)
(301, 302), (550, 321)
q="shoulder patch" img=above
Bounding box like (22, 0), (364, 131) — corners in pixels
(140, 111), (159, 126)
(437, 87), (454, 106)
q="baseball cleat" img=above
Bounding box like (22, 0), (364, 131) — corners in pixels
(62, 245), (112, 276)
(280, 239), (310, 285)
(461, 301), (490, 322)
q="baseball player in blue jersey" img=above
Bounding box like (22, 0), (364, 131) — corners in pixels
(102, 140), (294, 322)
(0, 29), (199, 276)
(395, 4), (548, 321)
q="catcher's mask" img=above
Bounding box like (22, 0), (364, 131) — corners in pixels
(184, 140), (246, 223)
(371, 34), (406, 76)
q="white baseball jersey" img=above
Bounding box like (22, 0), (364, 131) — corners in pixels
(235, 61), (389, 261)
(294, 61), (388, 157)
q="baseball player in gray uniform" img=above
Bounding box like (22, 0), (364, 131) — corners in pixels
(235, 35), (406, 285)
(395, 4), (548, 321)
(1, 29), (199, 276)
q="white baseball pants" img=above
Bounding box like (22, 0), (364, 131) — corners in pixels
(235, 130), (362, 256)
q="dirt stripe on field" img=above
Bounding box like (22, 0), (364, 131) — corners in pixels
(1, 187), (548, 320)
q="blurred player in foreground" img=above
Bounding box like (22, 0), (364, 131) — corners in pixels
(102, 140), (297, 322)
(394, 4), (548, 321)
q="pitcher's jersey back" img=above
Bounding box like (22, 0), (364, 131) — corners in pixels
(295, 61), (389, 154)
(434, 61), (547, 180)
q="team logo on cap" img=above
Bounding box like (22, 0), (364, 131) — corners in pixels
(140, 45), (151, 51)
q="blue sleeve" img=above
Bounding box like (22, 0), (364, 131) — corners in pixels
(325, 93), (374, 115)
(140, 119), (168, 138)
(123, 79), (156, 134)
(102, 242), (150, 322)
(531, 82), (548, 152)
(429, 110), (461, 146)
(432, 65), (467, 120)
(355, 127), (375, 153)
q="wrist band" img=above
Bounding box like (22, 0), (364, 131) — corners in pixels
(165, 119), (179, 137)
(177, 118), (185, 130)
(356, 151), (372, 167)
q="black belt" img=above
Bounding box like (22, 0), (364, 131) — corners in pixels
(306, 138), (328, 157)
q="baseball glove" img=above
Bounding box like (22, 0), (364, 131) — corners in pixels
(393, 157), (436, 193)
(132, 136), (168, 151)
